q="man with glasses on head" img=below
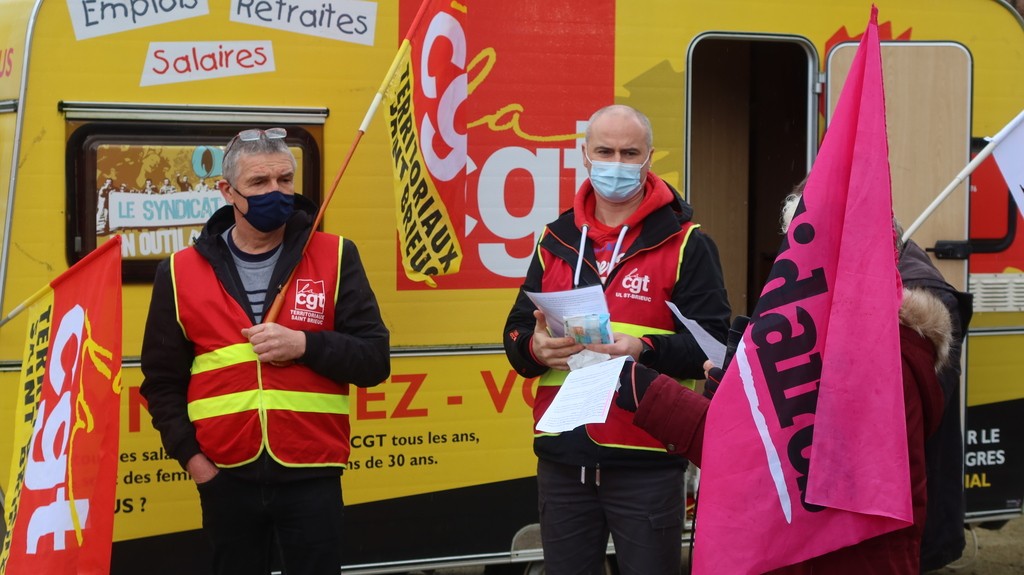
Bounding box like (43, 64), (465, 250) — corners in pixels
(141, 127), (390, 575)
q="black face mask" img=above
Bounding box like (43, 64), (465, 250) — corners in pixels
(236, 190), (294, 232)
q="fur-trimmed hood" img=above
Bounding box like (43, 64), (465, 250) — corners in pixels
(900, 287), (953, 372)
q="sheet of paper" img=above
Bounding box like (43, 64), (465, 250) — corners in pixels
(666, 301), (726, 367)
(526, 284), (608, 338)
(536, 356), (628, 433)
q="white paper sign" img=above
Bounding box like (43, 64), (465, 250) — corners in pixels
(67, 0), (209, 41)
(107, 189), (226, 230)
(230, 0), (377, 46)
(142, 41), (276, 86)
(536, 356), (627, 433)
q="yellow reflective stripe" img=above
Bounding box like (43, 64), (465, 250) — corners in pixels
(537, 323), (672, 387)
(189, 390), (260, 421)
(334, 237), (344, 302)
(589, 441), (667, 453)
(188, 389), (349, 421)
(610, 322), (673, 338)
(537, 231), (548, 272)
(676, 223), (698, 283)
(192, 343), (258, 375)
(539, 369), (567, 387)
(262, 390), (350, 414)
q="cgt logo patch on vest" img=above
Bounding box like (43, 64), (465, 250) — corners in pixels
(290, 279), (327, 326)
(615, 268), (653, 303)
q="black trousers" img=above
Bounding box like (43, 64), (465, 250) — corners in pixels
(537, 458), (685, 575)
(196, 473), (344, 575)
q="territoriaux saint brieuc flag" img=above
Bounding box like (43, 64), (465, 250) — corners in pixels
(1, 236), (122, 575)
(693, 8), (910, 574)
(384, 0), (466, 287)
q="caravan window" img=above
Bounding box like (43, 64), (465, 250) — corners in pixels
(66, 124), (321, 283)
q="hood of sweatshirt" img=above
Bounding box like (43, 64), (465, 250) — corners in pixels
(572, 172), (688, 244)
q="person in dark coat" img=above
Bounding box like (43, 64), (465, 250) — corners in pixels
(898, 236), (972, 571)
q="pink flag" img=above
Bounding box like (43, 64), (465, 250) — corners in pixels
(693, 7), (909, 574)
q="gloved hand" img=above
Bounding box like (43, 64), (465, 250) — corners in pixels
(616, 360), (661, 412)
(703, 366), (725, 400)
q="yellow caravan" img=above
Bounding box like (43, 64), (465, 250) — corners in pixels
(0, 0), (1022, 573)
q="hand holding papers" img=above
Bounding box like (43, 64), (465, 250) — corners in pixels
(536, 356), (629, 433)
(526, 285), (610, 339)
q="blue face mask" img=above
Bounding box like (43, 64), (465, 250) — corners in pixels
(586, 150), (650, 203)
(236, 190), (294, 232)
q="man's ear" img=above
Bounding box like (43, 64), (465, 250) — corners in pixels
(217, 179), (234, 204)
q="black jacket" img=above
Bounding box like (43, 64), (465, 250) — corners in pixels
(898, 240), (973, 571)
(504, 185), (730, 381)
(140, 195), (390, 482)
(503, 180), (731, 468)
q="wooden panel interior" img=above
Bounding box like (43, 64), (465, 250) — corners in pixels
(828, 43), (971, 291)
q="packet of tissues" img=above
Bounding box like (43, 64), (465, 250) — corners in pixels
(563, 313), (613, 345)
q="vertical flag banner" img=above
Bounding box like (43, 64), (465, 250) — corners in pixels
(990, 109), (1024, 218)
(694, 8), (909, 574)
(1, 237), (123, 575)
(384, 0), (466, 287)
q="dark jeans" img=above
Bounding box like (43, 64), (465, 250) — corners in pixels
(196, 473), (344, 575)
(537, 458), (685, 575)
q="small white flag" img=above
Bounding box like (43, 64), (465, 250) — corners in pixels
(990, 109), (1024, 216)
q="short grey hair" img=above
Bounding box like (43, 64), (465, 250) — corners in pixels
(221, 132), (296, 185)
(584, 104), (654, 149)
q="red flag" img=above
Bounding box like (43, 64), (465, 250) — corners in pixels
(385, 0), (467, 286)
(693, 8), (909, 573)
(1, 237), (123, 575)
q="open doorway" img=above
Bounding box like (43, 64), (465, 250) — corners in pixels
(686, 35), (818, 316)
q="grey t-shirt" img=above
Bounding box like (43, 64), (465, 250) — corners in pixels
(223, 227), (281, 323)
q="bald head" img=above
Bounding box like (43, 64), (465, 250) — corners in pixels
(585, 105), (653, 149)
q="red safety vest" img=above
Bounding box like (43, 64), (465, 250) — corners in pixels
(172, 232), (351, 468)
(534, 223), (697, 452)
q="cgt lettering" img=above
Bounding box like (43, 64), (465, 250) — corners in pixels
(621, 269), (650, 294)
(295, 291), (325, 311)
(23, 305), (91, 553)
(418, 8), (467, 183)
(350, 434), (387, 448)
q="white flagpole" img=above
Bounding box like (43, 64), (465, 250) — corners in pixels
(902, 108), (1024, 243)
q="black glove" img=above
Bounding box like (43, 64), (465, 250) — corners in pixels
(703, 366), (725, 400)
(616, 360), (661, 412)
